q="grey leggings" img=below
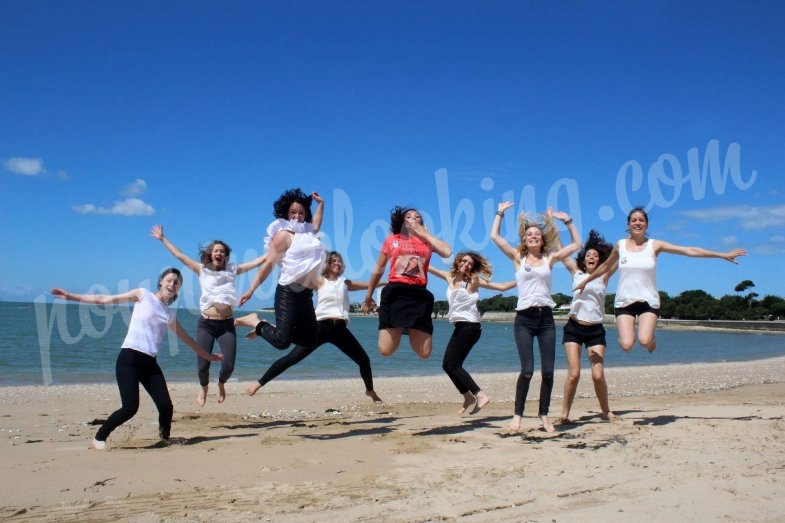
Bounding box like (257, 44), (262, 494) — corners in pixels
(196, 317), (237, 386)
(513, 306), (556, 417)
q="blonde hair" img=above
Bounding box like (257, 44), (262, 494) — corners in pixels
(516, 211), (560, 257)
(450, 251), (493, 282)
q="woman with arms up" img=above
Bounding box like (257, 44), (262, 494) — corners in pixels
(236, 188), (327, 395)
(429, 251), (516, 414)
(491, 203), (581, 432)
(245, 251), (384, 402)
(362, 206), (452, 359)
(574, 207), (747, 353)
(51, 268), (222, 450)
(151, 225), (266, 406)
(560, 230), (616, 424)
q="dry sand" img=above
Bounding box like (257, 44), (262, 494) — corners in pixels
(2, 356), (785, 522)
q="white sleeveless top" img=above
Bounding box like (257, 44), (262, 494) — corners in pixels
(121, 288), (174, 357)
(516, 256), (556, 310)
(264, 218), (326, 287)
(316, 276), (350, 322)
(570, 272), (606, 324)
(446, 283), (481, 323)
(199, 263), (238, 312)
(615, 238), (660, 308)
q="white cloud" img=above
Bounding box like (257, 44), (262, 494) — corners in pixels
(771, 235), (785, 243)
(56, 170), (70, 180)
(681, 204), (785, 230)
(3, 157), (46, 176)
(120, 178), (147, 197)
(72, 198), (155, 216)
(720, 235), (738, 245)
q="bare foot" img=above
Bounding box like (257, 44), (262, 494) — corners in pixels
(600, 411), (617, 422)
(196, 386), (207, 407)
(234, 313), (260, 328)
(646, 340), (657, 353)
(366, 390), (383, 404)
(509, 415), (522, 431)
(458, 393), (476, 414)
(540, 415), (555, 433)
(246, 382), (262, 396)
(469, 391), (490, 415)
(217, 382), (226, 403)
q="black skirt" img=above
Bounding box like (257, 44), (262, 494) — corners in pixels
(378, 283), (434, 335)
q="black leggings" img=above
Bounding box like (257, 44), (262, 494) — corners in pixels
(259, 319), (375, 391)
(442, 322), (482, 395)
(196, 317), (237, 386)
(513, 307), (556, 417)
(95, 348), (173, 442)
(256, 284), (318, 350)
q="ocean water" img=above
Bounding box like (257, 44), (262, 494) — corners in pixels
(1, 301), (783, 386)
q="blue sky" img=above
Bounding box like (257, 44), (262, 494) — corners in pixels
(2, 1), (783, 308)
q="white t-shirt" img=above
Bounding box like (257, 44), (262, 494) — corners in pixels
(121, 288), (175, 357)
(570, 272), (606, 324)
(615, 238), (660, 308)
(199, 263), (238, 312)
(447, 283), (481, 323)
(316, 276), (350, 322)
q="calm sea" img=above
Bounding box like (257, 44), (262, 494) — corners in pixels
(1, 301), (783, 386)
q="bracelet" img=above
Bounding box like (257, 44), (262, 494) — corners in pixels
(496, 211), (505, 217)
(564, 218), (573, 225)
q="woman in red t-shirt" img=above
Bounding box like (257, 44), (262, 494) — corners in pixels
(363, 206), (452, 359)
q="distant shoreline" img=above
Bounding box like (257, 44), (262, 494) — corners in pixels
(347, 311), (785, 334)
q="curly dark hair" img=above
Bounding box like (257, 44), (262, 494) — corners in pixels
(389, 206), (418, 234)
(273, 188), (314, 223)
(199, 240), (231, 269)
(575, 229), (613, 272)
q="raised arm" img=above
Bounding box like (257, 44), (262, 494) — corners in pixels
(151, 225), (201, 274)
(51, 287), (142, 306)
(238, 231), (291, 307)
(170, 319), (224, 362)
(311, 192), (324, 233)
(236, 252), (268, 275)
(407, 221), (452, 258)
(654, 241), (747, 265)
(548, 210), (582, 264)
(478, 279), (517, 292)
(491, 201), (519, 263)
(427, 265), (450, 282)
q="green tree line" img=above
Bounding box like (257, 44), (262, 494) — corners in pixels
(427, 280), (785, 321)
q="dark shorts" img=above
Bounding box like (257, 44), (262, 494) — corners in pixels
(614, 301), (660, 318)
(562, 317), (606, 348)
(378, 283), (434, 335)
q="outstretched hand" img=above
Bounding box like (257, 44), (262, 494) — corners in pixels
(51, 288), (68, 300)
(497, 201), (514, 214)
(725, 248), (748, 265)
(151, 225), (164, 241)
(361, 297), (376, 314)
(311, 192), (323, 204)
(238, 292), (252, 307)
(211, 353), (224, 362)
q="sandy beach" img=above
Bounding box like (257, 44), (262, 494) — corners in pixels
(2, 357), (785, 522)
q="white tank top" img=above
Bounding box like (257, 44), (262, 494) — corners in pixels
(615, 238), (660, 308)
(316, 276), (350, 322)
(198, 263), (238, 312)
(121, 288), (174, 357)
(570, 272), (606, 323)
(446, 283), (481, 323)
(516, 256), (556, 310)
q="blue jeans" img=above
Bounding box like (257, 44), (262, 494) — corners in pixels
(513, 307), (556, 417)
